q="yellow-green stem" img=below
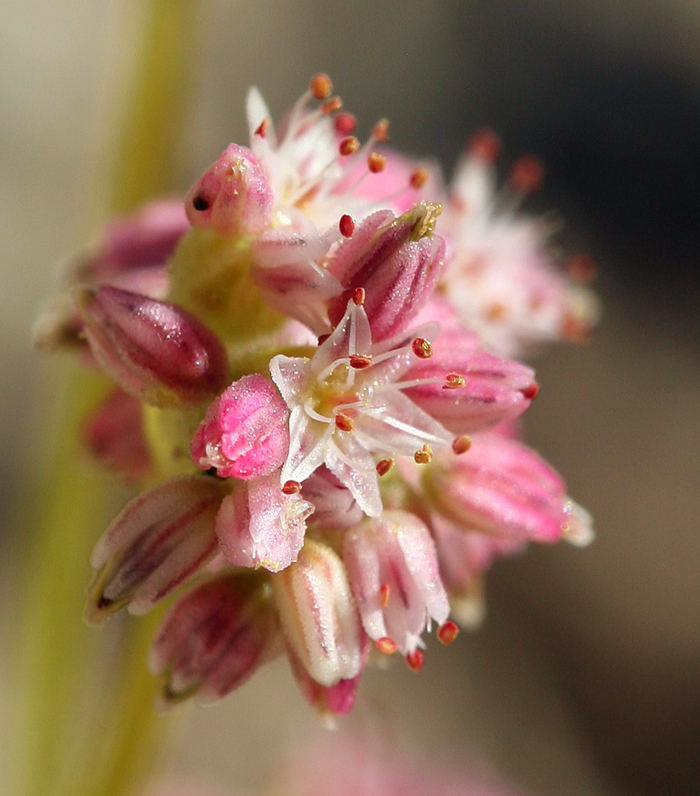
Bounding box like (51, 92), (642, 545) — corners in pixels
(11, 3), (202, 795)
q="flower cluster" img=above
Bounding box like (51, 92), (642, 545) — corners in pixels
(36, 75), (595, 721)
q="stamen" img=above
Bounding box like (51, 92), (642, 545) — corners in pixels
(339, 136), (360, 156)
(509, 155), (544, 194)
(321, 96), (342, 115)
(310, 73), (332, 100)
(368, 152), (386, 173)
(254, 118), (269, 139)
(353, 287), (365, 306)
(380, 583), (391, 607)
(334, 112), (357, 135)
(444, 373), (466, 389)
(521, 382), (539, 400)
(282, 480), (302, 495)
(335, 412), (355, 432)
(376, 637), (397, 655)
(376, 458), (394, 476)
(486, 302), (508, 321)
(411, 337), (433, 359)
(410, 167), (429, 189)
(406, 649), (424, 671)
(349, 354), (372, 369)
(452, 436), (472, 455)
(414, 444), (433, 465)
(468, 128), (501, 162)
(372, 118), (389, 142)
(437, 620), (459, 645)
(339, 214), (355, 237)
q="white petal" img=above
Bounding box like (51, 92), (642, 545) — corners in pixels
(325, 434), (382, 518)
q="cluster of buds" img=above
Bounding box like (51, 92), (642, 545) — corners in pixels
(36, 74), (595, 722)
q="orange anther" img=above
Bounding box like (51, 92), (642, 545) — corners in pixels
(254, 118), (269, 139)
(339, 136), (360, 156)
(310, 73), (332, 100)
(372, 119), (389, 142)
(521, 382), (539, 400)
(349, 354), (372, 369)
(380, 583), (391, 607)
(452, 436), (471, 455)
(282, 480), (302, 495)
(405, 649), (424, 671)
(376, 458), (394, 477)
(321, 96), (342, 115)
(368, 152), (386, 173)
(353, 287), (366, 306)
(468, 129), (501, 161)
(334, 112), (357, 135)
(376, 637), (397, 655)
(410, 167), (429, 189)
(411, 337), (433, 359)
(437, 620), (460, 645)
(444, 373), (466, 389)
(414, 444), (433, 465)
(335, 412), (355, 432)
(509, 155), (545, 193)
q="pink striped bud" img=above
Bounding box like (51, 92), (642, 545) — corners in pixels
(83, 388), (152, 480)
(185, 144), (274, 236)
(191, 375), (289, 479)
(272, 540), (363, 687)
(149, 572), (282, 706)
(327, 203), (447, 342)
(422, 432), (594, 544)
(74, 285), (230, 408)
(86, 475), (227, 624)
(403, 328), (536, 434)
(344, 511), (449, 654)
(215, 473), (314, 573)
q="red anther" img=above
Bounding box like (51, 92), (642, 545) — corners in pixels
(410, 167), (429, 189)
(437, 620), (460, 645)
(452, 436), (472, 455)
(339, 214), (355, 238)
(335, 412), (355, 432)
(282, 480), (302, 495)
(368, 152), (386, 173)
(411, 337), (433, 359)
(562, 314), (594, 343)
(380, 583), (391, 608)
(567, 254), (597, 283)
(349, 354), (372, 369)
(310, 73), (332, 100)
(414, 444), (433, 465)
(372, 118), (389, 142)
(444, 373), (466, 389)
(405, 649), (424, 671)
(254, 118), (269, 139)
(334, 112), (358, 135)
(339, 136), (360, 156)
(352, 287), (366, 306)
(376, 637), (397, 655)
(376, 458), (394, 476)
(321, 96), (343, 115)
(509, 155), (545, 194)
(521, 382), (539, 400)
(468, 128), (502, 162)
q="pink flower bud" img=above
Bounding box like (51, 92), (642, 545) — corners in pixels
(327, 203), (447, 342)
(185, 144), (274, 236)
(343, 510), (449, 654)
(272, 539), (364, 687)
(149, 572), (282, 706)
(86, 475), (227, 624)
(403, 328), (536, 434)
(68, 199), (189, 282)
(191, 375), (289, 479)
(74, 285), (230, 408)
(83, 388), (152, 480)
(215, 473), (314, 573)
(422, 432), (594, 544)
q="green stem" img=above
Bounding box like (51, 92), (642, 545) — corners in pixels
(10, 3), (202, 795)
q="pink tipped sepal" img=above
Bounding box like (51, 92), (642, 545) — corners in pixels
(85, 475), (228, 624)
(74, 285), (230, 408)
(149, 572), (282, 708)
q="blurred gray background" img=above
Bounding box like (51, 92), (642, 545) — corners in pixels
(1, 2), (698, 795)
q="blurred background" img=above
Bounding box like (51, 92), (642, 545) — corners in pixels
(1, 1), (698, 795)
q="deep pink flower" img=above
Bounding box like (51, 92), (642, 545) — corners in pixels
(191, 375), (289, 479)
